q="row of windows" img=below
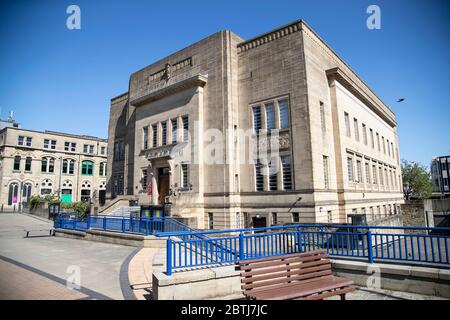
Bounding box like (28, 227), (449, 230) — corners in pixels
(252, 98), (289, 133)
(351, 204), (399, 220)
(141, 164), (189, 191)
(346, 154), (400, 190)
(343, 112), (397, 161)
(143, 116), (189, 150)
(255, 155), (292, 192)
(207, 212), (301, 230)
(17, 136), (107, 155)
(12, 156), (106, 176)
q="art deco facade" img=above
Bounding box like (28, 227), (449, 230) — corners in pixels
(107, 19), (404, 229)
(0, 127), (108, 209)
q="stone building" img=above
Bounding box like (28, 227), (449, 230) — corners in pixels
(431, 156), (450, 196)
(0, 126), (108, 209)
(106, 19), (404, 229)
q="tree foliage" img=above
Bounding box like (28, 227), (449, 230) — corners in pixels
(401, 159), (433, 200)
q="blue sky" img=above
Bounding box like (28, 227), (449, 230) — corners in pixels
(0, 0), (449, 166)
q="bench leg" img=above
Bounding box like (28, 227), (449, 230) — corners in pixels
(340, 293), (346, 301)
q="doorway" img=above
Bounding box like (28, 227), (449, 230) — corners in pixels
(157, 167), (170, 205)
(252, 215), (267, 231)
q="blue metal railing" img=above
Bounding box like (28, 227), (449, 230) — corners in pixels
(156, 224), (450, 275)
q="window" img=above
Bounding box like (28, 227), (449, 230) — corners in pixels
(25, 157), (32, 172)
(255, 160), (264, 191)
(385, 168), (389, 187)
(271, 212), (278, 225)
(379, 166), (383, 185)
(8, 182), (19, 205)
(327, 211), (333, 223)
(344, 112), (351, 137)
(13, 156), (21, 171)
(370, 129), (374, 148)
(372, 165), (377, 184)
(99, 162), (107, 176)
(382, 137), (386, 154)
(161, 122), (167, 146)
(40, 179), (53, 195)
(81, 160), (94, 175)
(208, 213), (214, 230)
(281, 155), (292, 191)
(142, 169), (148, 190)
(279, 99), (289, 129)
(114, 141), (124, 160)
(323, 156), (329, 189)
(347, 157), (354, 182)
(143, 127), (149, 150)
(41, 157), (55, 173)
(171, 119), (177, 144)
(292, 212), (300, 223)
(152, 125), (157, 147)
(266, 102), (275, 130)
(252, 106), (262, 133)
(65, 142), (76, 152)
(354, 118), (359, 141)
(269, 158), (278, 191)
(182, 116), (189, 142)
(391, 142), (394, 159)
(365, 162), (370, 184)
(181, 164), (189, 189)
(83, 144), (94, 154)
(356, 159), (362, 183)
(18, 136), (32, 147)
(362, 124), (367, 145)
(62, 159), (75, 174)
(387, 139), (390, 156)
(100, 146), (107, 155)
(319, 101), (326, 134)
(376, 133), (380, 151)
(44, 139), (56, 150)
(236, 212), (240, 229)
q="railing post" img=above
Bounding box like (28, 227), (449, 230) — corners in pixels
(145, 219), (149, 236)
(297, 227), (303, 253)
(239, 232), (244, 261)
(150, 218), (154, 234)
(166, 236), (173, 276)
(73, 218), (76, 230)
(103, 216), (107, 230)
(87, 214), (91, 230)
(121, 218), (125, 233)
(367, 230), (374, 263)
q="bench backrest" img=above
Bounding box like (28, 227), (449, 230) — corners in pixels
(235, 250), (331, 294)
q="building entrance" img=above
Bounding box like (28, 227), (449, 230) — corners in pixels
(157, 167), (170, 205)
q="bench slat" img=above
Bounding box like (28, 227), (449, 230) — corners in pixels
(237, 253), (327, 271)
(240, 258), (331, 277)
(242, 269), (332, 290)
(241, 263), (331, 284)
(297, 286), (355, 300)
(245, 275), (334, 295)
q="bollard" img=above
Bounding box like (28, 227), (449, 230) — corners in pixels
(367, 230), (374, 263)
(297, 227), (303, 253)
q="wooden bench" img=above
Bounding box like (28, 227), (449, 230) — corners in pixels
(235, 250), (355, 300)
(24, 229), (54, 238)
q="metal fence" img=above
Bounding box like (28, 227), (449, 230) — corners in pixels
(157, 224), (450, 275)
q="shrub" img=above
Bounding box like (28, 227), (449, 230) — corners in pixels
(73, 201), (89, 219)
(30, 195), (44, 209)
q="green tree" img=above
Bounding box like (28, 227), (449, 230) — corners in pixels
(401, 159), (433, 200)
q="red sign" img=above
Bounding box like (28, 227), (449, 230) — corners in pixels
(147, 182), (152, 195)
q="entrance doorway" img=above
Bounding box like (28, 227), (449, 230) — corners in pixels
(157, 167), (170, 205)
(252, 215), (267, 231)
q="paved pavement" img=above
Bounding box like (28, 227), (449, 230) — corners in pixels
(0, 213), (136, 300)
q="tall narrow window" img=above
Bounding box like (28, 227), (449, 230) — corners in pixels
(99, 162), (107, 176)
(379, 166), (383, 185)
(279, 99), (289, 129)
(171, 119), (177, 144)
(235, 212), (240, 229)
(269, 158), (278, 191)
(271, 212), (278, 225)
(266, 102), (275, 130)
(356, 159), (362, 183)
(143, 126), (148, 150)
(292, 212), (300, 223)
(182, 116), (189, 142)
(391, 142), (394, 159)
(365, 162), (370, 184)
(387, 139), (390, 156)
(26, 137), (32, 147)
(208, 213), (214, 230)
(142, 169), (148, 190)
(152, 125), (157, 147)
(161, 122), (167, 146)
(13, 156), (21, 171)
(62, 159), (75, 175)
(354, 118), (359, 141)
(25, 157), (32, 172)
(370, 129), (374, 148)
(252, 106), (262, 133)
(372, 164), (377, 184)
(281, 155), (292, 191)
(319, 102), (326, 134)
(382, 137), (386, 154)
(181, 164), (189, 189)
(362, 124), (367, 145)
(376, 133), (380, 151)
(347, 157), (354, 182)
(344, 112), (351, 137)
(255, 160), (264, 191)
(18, 136), (24, 146)
(41, 157), (55, 173)
(323, 155), (329, 189)
(81, 161), (94, 176)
